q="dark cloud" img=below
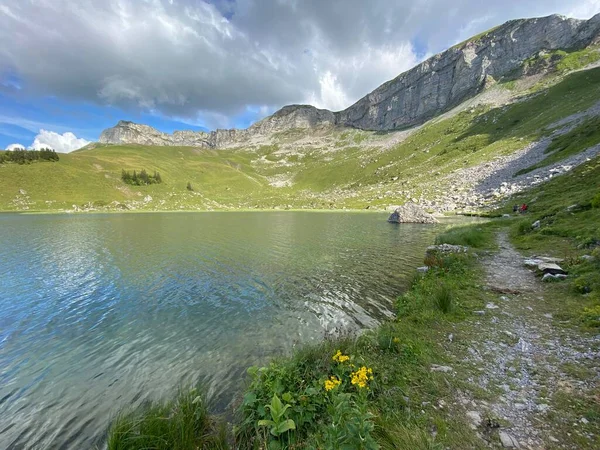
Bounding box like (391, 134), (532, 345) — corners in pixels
(0, 0), (596, 128)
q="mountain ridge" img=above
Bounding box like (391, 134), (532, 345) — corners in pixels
(99, 13), (600, 148)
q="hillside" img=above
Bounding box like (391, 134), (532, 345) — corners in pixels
(2, 17), (600, 213)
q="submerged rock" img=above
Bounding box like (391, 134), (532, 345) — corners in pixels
(388, 203), (437, 224)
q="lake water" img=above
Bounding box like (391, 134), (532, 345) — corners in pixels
(0, 212), (448, 449)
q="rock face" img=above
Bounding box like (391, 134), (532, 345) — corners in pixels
(338, 14), (600, 130)
(99, 14), (600, 146)
(387, 203), (437, 224)
(99, 105), (334, 148)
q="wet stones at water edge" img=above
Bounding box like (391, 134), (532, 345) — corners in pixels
(387, 203), (437, 224)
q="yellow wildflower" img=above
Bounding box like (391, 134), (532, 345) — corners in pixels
(324, 376), (341, 391)
(392, 337), (400, 343)
(332, 350), (350, 363)
(350, 366), (374, 389)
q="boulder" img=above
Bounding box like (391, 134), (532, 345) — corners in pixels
(538, 263), (567, 275)
(388, 203), (437, 224)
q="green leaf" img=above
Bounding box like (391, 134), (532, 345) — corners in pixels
(257, 419), (275, 428)
(271, 394), (283, 412)
(243, 392), (257, 406)
(282, 392), (293, 403)
(276, 419), (296, 434)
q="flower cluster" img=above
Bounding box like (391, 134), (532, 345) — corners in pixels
(332, 350), (350, 363)
(324, 376), (342, 391)
(350, 366), (373, 389)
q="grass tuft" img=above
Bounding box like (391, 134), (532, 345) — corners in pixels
(435, 226), (492, 249)
(107, 388), (228, 450)
(433, 284), (454, 314)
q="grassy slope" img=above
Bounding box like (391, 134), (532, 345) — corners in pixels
(2, 62), (600, 212)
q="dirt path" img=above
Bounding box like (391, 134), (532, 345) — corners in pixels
(450, 233), (600, 449)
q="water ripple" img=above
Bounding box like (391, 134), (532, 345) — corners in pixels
(0, 212), (454, 449)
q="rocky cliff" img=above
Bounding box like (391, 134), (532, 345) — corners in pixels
(99, 13), (600, 147)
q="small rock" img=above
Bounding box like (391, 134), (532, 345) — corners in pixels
(499, 431), (520, 448)
(581, 255), (594, 261)
(19, 189), (27, 195)
(500, 296), (509, 301)
(542, 273), (567, 282)
(417, 266), (429, 273)
(430, 365), (454, 373)
(486, 302), (499, 309)
(580, 417), (589, 424)
(531, 220), (541, 229)
(473, 310), (486, 315)
(536, 403), (550, 412)
(523, 259), (541, 269)
(466, 411), (482, 428)
(548, 436), (559, 443)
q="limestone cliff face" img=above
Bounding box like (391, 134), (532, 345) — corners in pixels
(99, 13), (600, 147)
(337, 14), (600, 130)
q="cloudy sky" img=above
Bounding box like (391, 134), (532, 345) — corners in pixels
(1, 0), (599, 152)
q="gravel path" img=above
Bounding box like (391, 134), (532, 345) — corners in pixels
(452, 233), (600, 449)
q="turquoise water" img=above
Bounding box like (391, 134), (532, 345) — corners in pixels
(0, 212), (444, 448)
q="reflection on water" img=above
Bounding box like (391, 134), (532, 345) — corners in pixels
(0, 212), (447, 448)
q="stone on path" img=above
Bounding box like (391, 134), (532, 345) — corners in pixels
(542, 273), (567, 282)
(499, 431), (520, 448)
(537, 262), (567, 275)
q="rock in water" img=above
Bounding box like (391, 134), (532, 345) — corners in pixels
(388, 203), (437, 224)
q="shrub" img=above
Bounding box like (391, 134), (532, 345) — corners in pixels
(237, 345), (377, 449)
(187, 181), (194, 191)
(581, 305), (600, 328)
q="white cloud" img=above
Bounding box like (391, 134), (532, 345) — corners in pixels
(311, 71), (350, 111)
(0, 0), (598, 128)
(28, 130), (90, 153)
(6, 143), (25, 151)
(568, 0), (600, 18)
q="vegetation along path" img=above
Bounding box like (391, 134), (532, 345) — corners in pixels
(447, 232), (600, 449)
